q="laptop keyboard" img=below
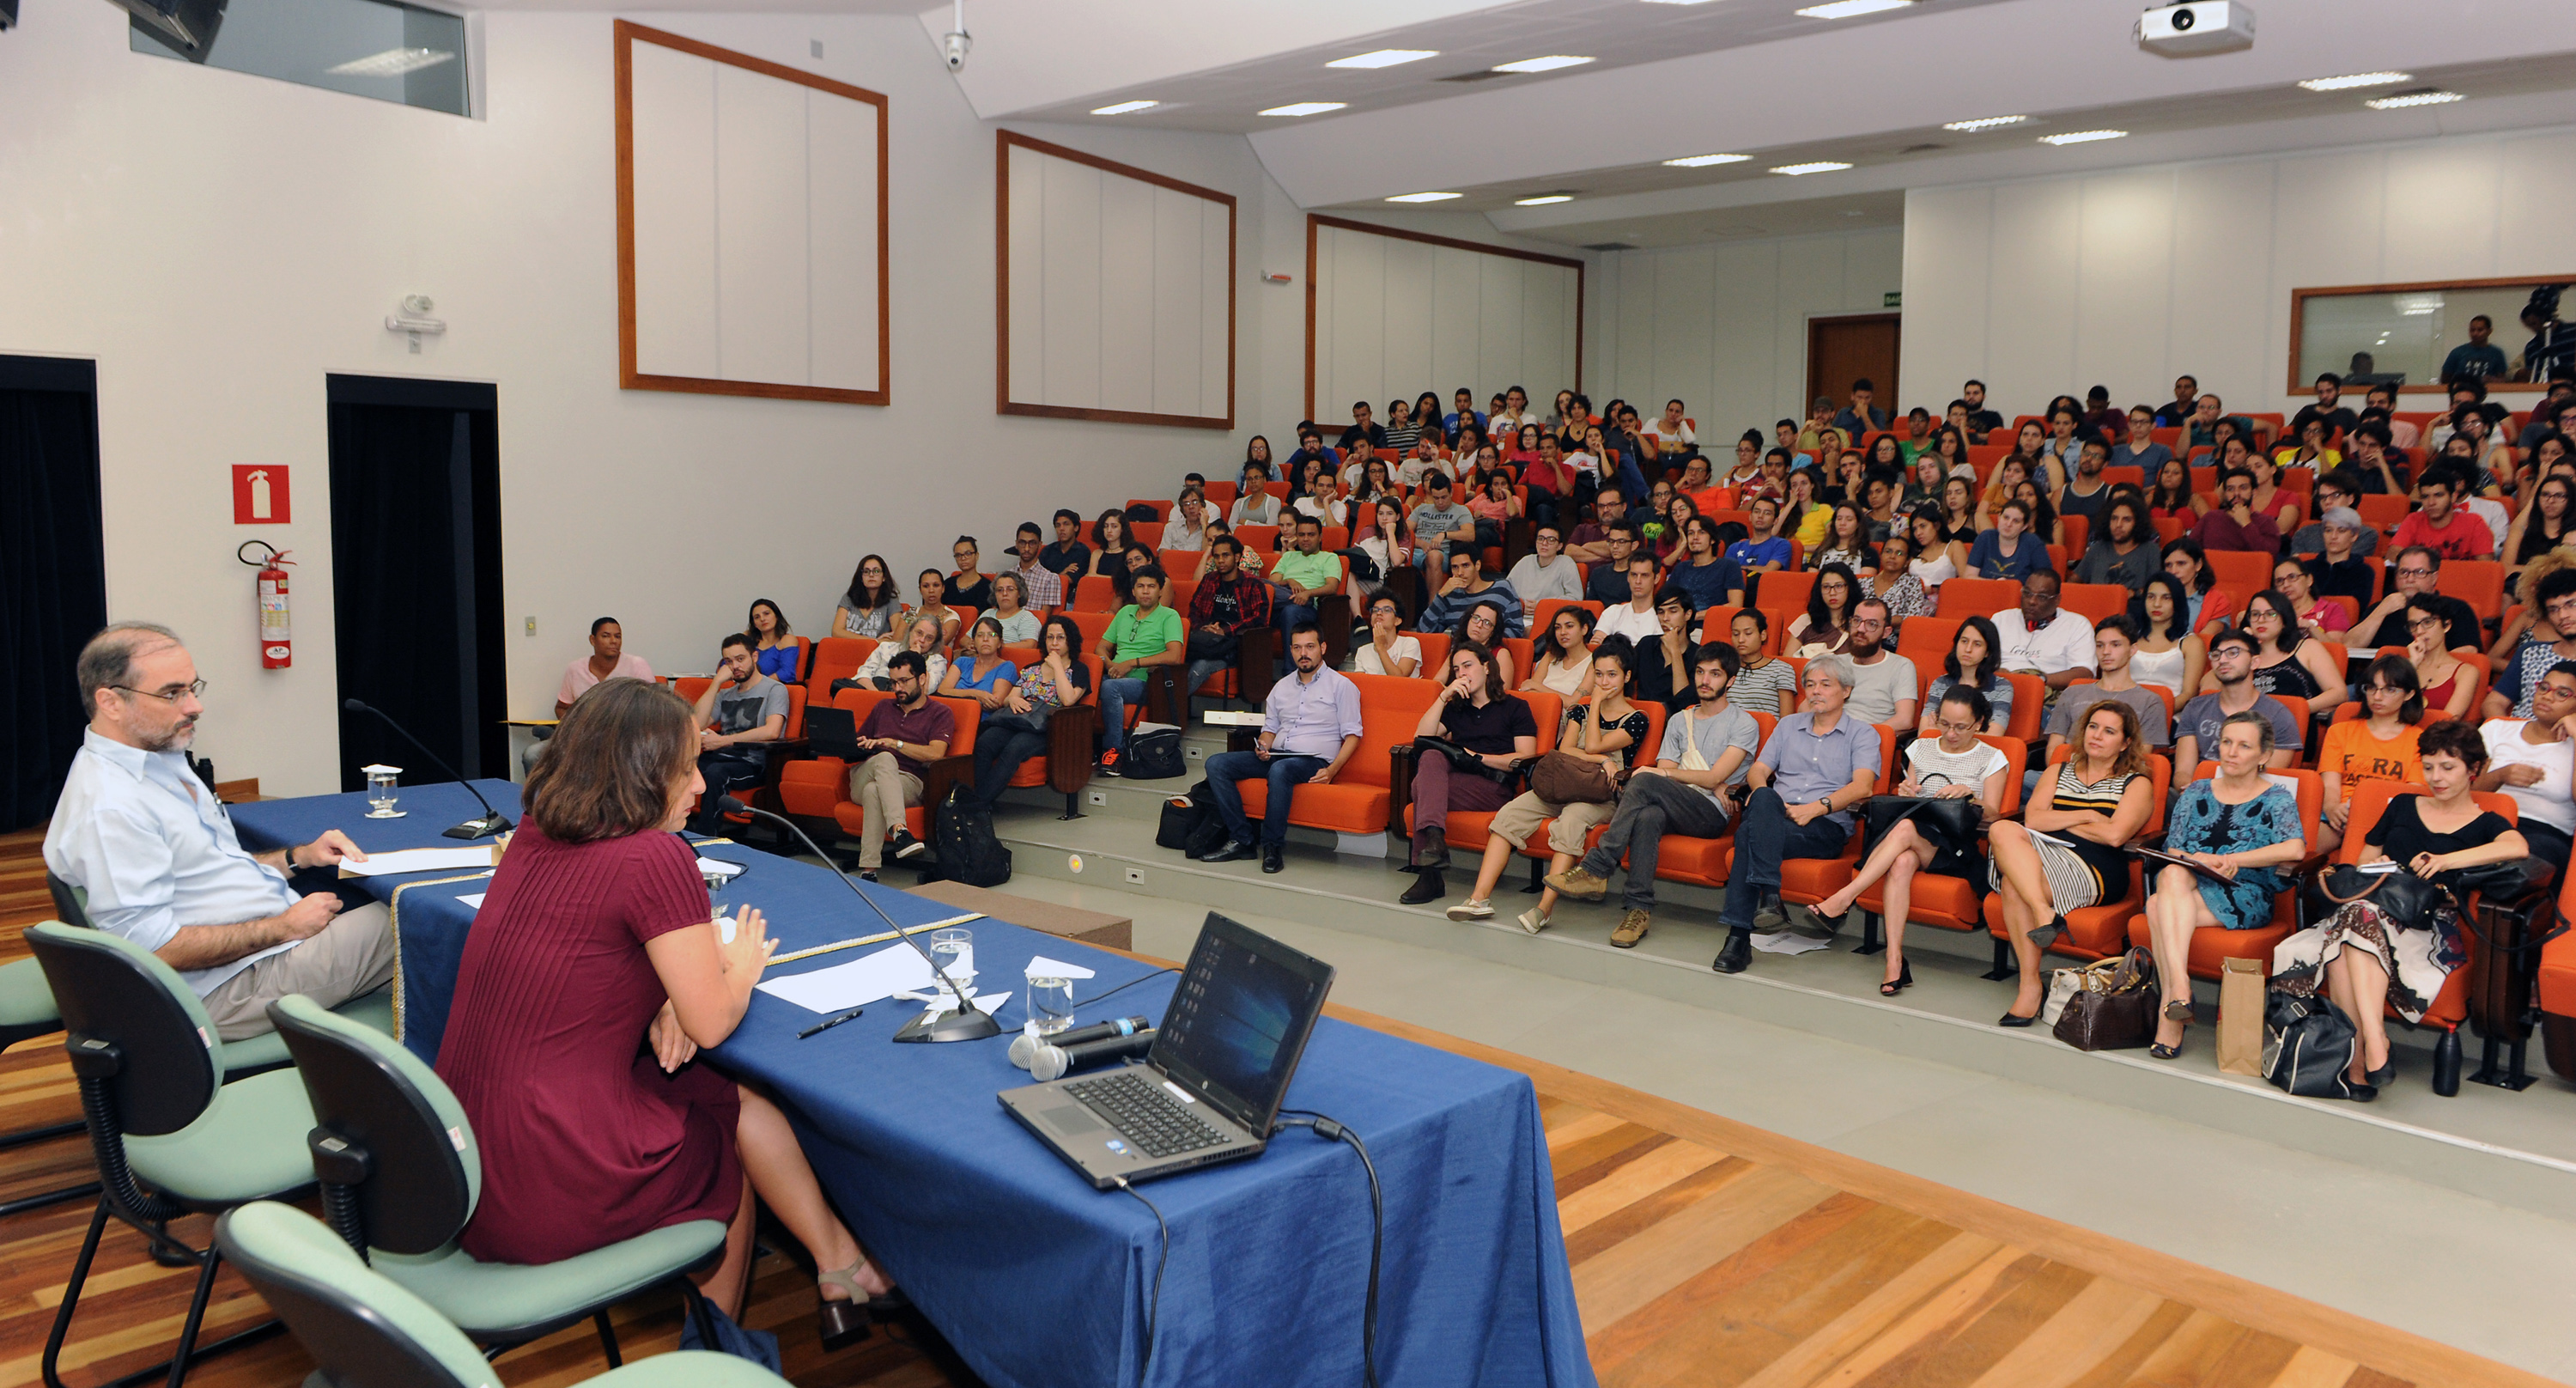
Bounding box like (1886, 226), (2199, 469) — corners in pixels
(1065, 1071), (1227, 1158)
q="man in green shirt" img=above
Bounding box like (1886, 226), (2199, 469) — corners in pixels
(1270, 514), (1342, 638)
(1094, 568), (1184, 776)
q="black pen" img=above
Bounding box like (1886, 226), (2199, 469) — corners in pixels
(797, 1007), (865, 1039)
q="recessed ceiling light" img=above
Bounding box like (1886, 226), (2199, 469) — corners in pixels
(1386, 192), (1463, 203)
(1515, 194), (1574, 205)
(1795, 0), (1913, 18)
(2366, 88), (2465, 109)
(1941, 114), (2027, 131)
(2299, 71), (2410, 92)
(326, 46), (456, 76)
(1091, 100), (1159, 115)
(1769, 161), (1852, 175)
(1327, 49), (1438, 69)
(2038, 129), (2127, 144)
(1259, 102), (1346, 117)
(1492, 55), (1595, 73)
(1663, 153), (1751, 167)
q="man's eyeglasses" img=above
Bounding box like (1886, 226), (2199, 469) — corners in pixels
(114, 680), (207, 703)
(2396, 567), (2434, 579)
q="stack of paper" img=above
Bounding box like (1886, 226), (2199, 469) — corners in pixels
(338, 846), (499, 878)
(756, 943), (936, 1014)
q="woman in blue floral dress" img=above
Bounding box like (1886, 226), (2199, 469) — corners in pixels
(2142, 710), (2308, 1057)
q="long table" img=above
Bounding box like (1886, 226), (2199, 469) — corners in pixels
(231, 782), (1596, 1388)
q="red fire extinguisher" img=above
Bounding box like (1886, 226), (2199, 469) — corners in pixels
(240, 541), (295, 669)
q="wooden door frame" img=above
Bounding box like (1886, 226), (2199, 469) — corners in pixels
(1806, 312), (1903, 415)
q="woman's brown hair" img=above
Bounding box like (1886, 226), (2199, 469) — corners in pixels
(524, 678), (697, 843)
(2072, 697), (2153, 780)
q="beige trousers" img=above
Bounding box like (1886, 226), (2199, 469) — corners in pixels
(848, 752), (925, 869)
(198, 899), (398, 1041)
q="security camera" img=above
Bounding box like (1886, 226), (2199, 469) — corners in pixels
(943, 29), (970, 71)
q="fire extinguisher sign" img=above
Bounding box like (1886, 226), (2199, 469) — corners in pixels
(232, 465), (290, 525)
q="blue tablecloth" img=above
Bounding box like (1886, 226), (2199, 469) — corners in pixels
(231, 783), (1597, 1388)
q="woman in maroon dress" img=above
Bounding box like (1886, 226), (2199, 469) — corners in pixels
(438, 678), (891, 1335)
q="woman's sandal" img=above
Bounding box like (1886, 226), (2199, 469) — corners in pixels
(2025, 915), (2069, 951)
(2149, 998), (2192, 1059)
(1880, 960), (1913, 996)
(817, 1258), (906, 1348)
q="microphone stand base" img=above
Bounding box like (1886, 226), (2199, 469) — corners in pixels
(891, 1005), (1005, 1044)
(443, 814), (511, 841)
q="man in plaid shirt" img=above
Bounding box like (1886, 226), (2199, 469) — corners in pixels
(1185, 534), (1272, 696)
(1011, 521), (1063, 608)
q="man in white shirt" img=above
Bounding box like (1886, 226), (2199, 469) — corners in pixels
(1594, 553), (1664, 648)
(44, 623), (392, 1039)
(1990, 572), (2097, 690)
(1842, 600), (1919, 727)
(2480, 662), (2576, 892)
(1504, 523), (1585, 604)
(1394, 435), (1451, 489)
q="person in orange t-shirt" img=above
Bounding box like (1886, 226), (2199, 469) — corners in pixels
(2316, 653), (2429, 855)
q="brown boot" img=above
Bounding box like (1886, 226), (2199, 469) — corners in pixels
(1545, 865), (1610, 902)
(1413, 825), (1450, 870)
(1610, 909), (1651, 948)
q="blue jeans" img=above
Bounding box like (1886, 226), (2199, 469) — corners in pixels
(1206, 749), (1328, 848)
(1098, 677), (1147, 748)
(1718, 787), (1852, 929)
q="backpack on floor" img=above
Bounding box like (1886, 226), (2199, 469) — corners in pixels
(933, 787), (1012, 887)
(2263, 991), (2358, 1099)
(1124, 723), (1187, 780)
(1157, 781), (1228, 857)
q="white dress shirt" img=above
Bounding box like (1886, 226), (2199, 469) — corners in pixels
(1992, 609), (2098, 676)
(43, 727), (301, 995)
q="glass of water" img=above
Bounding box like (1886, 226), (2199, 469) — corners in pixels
(1028, 975), (1076, 1035)
(928, 928), (975, 1004)
(366, 768), (404, 819)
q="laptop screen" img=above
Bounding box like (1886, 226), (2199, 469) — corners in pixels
(1151, 914), (1334, 1134)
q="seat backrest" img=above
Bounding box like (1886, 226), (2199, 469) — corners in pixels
(1349, 672), (1442, 789)
(808, 637), (875, 698)
(47, 870), (91, 928)
(1532, 599), (1603, 643)
(1072, 575), (1122, 612)
(2044, 745), (2173, 836)
(1997, 672), (2045, 743)
(25, 922), (222, 1135)
(2204, 549), (2271, 592)
(2336, 782), (2520, 866)
(1939, 577), (2019, 618)
(1499, 636), (1535, 682)
(1758, 570), (1818, 621)
(269, 995), (477, 1256)
(2445, 559), (2506, 621)
(781, 682), (808, 740)
(1412, 631), (1452, 678)
(2059, 582), (2130, 625)
(1519, 691), (1564, 754)
(2059, 515), (2089, 557)
(1977, 733), (2030, 817)
(216, 1202), (532, 1388)
(1894, 616), (1962, 661)
(1129, 521), (1164, 550)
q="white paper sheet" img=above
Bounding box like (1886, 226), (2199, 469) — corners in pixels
(696, 855), (747, 881)
(756, 943), (935, 1014)
(457, 893), (486, 910)
(1024, 954), (1097, 980)
(338, 846), (497, 878)
(913, 991), (1011, 1020)
(1749, 930), (1832, 956)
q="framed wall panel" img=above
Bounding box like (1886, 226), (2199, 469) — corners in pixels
(996, 131), (1236, 430)
(615, 21), (890, 405)
(1303, 215), (1584, 425)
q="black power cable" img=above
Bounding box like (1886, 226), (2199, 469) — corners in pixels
(1111, 1176), (1170, 1386)
(1274, 1110), (1384, 1388)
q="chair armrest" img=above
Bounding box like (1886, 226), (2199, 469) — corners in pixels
(1048, 706), (1101, 794)
(920, 754), (973, 810)
(1388, 744), (1419, 834)
(1238, 627), (1279, 708)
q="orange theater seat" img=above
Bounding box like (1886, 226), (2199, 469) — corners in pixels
(1769, 723), (1904, 912)
(2058, 582), (2131, 626)
(807, 636), (878, 702)
(1125, 498), (1176, 522)
(1532, 599), (1603, 642)
(2203, 549), (2271, 593)
(775, 689), (982, 863)
(1227, 672), (1440, 837)
(1895, 617), (1963, 661)
(2540, 867), (2576, 1083)
(2443, 559), (2506, 623)
(1937, 578), (2020, 621)
(1978, 748), (2172, 965)
(1399, 691), (1564, 853)
(1642, 709), (1779, 897)
(1001, 654), (1104, 815)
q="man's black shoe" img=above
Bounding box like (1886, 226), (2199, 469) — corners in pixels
(1399, 870), (1445, 905)
(888, 831), (927, 861)
(1713, 929), (1753, 974)
(1200, 840), (1257, 864)
(1261, 843), (1285, 874)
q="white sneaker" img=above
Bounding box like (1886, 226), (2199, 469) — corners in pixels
(1517, 907), (1549, 935)
(1446, 898), (1494, 922)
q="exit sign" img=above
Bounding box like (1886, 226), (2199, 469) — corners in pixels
(1883, 291), (1902, 308)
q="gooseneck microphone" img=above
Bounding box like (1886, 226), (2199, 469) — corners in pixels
(342, 698), (512, 840)
(716, 796), (1001, 1043)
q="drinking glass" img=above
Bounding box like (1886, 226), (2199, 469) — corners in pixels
(928, 928), (975, 1003)
(1028, 976), (1076, 1035)
(365, 769), (404, 819)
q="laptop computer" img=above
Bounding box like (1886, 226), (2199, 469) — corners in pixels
(804, 704), (864, 760)
(999, 912), (1334, 1188)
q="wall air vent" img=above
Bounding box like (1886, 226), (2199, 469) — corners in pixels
(1581, 241), (1637, 252)
(1436, 70), (1512, 82)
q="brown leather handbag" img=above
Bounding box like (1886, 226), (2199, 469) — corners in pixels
(2051, 947), (2162, 1051)
(1528, 751), (1618, 805)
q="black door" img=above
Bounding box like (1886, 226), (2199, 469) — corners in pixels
(326, 375), (504, 792)
(0, 356), (107, 832)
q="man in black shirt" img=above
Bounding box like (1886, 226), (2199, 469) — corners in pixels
(2345, 421), (2411, 496)
(1284, 428), (1337, 481)
(2154, 374), (2200, 428)
(1336, 400), (1388, 454)
(2288, 374), (2356, 440)
(2303, 508), (2376, 612)
(1583, 524), (1644, 605)
(1959, 380), (2004, 438)
(2441, 314), (2510, 384)
(1040, 508), (1091, 594)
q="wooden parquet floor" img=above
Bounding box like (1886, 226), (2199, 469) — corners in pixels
(0, 821), (2549, 1388)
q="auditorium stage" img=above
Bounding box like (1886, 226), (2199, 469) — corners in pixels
(0, 822), (2559, 1388)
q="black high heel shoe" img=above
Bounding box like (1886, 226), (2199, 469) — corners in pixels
(2366, 1055), (2395, 1088)
(1880, 960), (1913, 996)
(2149, 998), (2192, 1058)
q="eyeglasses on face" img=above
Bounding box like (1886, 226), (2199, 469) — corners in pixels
(115, 679), (207, 703)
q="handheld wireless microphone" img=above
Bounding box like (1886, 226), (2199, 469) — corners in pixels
(1028, 1030), (1156, 1082)
(1008, 1014), (1153, 1071)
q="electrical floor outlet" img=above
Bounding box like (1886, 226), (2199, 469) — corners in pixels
(1088, 790), (1107, 806)
(1124, 868), (1145, 884)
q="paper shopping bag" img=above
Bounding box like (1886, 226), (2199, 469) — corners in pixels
(2217, 955), (2265, 1076)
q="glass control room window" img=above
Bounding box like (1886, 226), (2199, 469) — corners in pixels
(131, 0), (471, 118)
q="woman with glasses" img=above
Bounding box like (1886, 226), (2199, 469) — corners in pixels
(2405, 597), (2477, 721)
(2233, 589), (2347, 721)
(2269, 556), (2348, 646)
(2315, 654), (2427, 855)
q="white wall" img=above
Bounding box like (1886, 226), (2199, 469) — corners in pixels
(1900, 126), (2576, 422)
(1589, 228), (1904, 444)
(0, 0), (1313, 795)
(1309, 221), (1582, 429)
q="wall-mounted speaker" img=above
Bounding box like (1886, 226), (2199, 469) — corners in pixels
(106, 0), (229, 60)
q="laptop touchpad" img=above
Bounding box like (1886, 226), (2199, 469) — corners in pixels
(1042, 1105), (1103, 1135)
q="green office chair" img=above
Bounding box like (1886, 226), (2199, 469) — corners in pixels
(267, 995), (732, 1367)
(216, 1201), (788, 1388)
(26, 922), (325, 1388)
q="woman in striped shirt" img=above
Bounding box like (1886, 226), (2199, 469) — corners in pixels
(1990, 697), (2156, 1026)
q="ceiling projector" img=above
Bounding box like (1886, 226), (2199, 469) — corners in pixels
(2135, 1), (2254, 57)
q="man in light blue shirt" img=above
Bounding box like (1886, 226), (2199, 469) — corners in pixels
(1199, 624), (1364, 874)
(42, 624), (392, 1039)
(1712, 653), (1882, 976)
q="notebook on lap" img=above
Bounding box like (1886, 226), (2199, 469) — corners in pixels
(999, 912), (1334, 1188)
